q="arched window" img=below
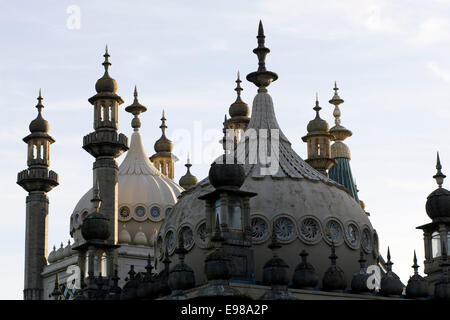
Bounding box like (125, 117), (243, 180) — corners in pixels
(432, 231), (441, 258)
(214, 199), (221, 225)
(228, 199), (242, 230)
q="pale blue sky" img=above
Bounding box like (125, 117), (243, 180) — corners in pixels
(2, 0), (450, 299)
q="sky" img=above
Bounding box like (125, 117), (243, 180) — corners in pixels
(1, 0), (450, 299)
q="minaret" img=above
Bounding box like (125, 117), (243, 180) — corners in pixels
(179, 154), (198, 190)
(17, 90), (59, 300)
(227, 71), (250, 142)
(150, 110), (178, 180)
(82, 46), (128, 245)
(302, 94), (336, 176)
(417, 152), (450, 289)
(327, 82), (359, 202)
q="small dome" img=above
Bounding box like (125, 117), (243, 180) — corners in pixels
(82, 211), (110, 242)
(292, 250), (319, 289)
(229, 100), (249, 118)
(95, 47), (117, 93)
(119, 225), (132, 244)
(307, 117), (329, 134)
(62, 241), (72, 258)
(209, 158), (245, 190)
(95, 74), (117, 93)
(55, 243), (64, 261)
(133, 227), (148, 246)
(179, 160), (198, 190)
(426, 187), (450, 221)
(48, 246), (57, 263)
(322, 245), (346, 292)
(154, 135), (173, 153)
(29, 113), (49, 133)
(350, 251), (372, 294)
(331, 141), (350, 159)
(306, 98), (329, 134)
(379, 249), (404, 297)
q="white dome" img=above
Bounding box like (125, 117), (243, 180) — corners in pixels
(119, 225), (132, 244)
(70, 129), (183, 245)
(157, 90), (379, 288)
(133, 227), (148, 246)
(48, 245), (57, 263)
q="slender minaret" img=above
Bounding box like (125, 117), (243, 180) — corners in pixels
(302, 94), (336, 176)
(150, 110), (178, 180)
(227, 71), (250, 142)
(17, 90), (59, 300)
(83, 46), (128, 245)
(328, 82), (359, 202)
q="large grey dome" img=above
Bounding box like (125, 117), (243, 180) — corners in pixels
(156, 89), (378, 288)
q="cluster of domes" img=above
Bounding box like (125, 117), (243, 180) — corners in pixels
(48, 241), (75, 263)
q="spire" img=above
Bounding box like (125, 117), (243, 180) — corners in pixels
(36, 89), (44, 113)
(313, 93), (321, 117)
(358, 249), (367, 269)
(386, 246), (393, 271)
(433, 152), (446, 188)
(145, 254), (153, 275)
(125, 86), (147, 131)
(102, 45), (111, 75)
(329, 241), (338, 266)
(160, 110), (167, 134)
(412, 250), (419, 275)
(235, 71), (243, 101)
(246, 20), (278, 91)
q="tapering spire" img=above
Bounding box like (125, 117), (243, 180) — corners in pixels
(433, 152), (446, 188)
(235, 71), (243, 101)
(160, 110), (167, 133)
(36, 89), (44, 113)
(313, 93), (321, 116)
(412, 250), (419, 275)
(386, 246), (393, 271)
(246, 20), (278, 91)
(125, 86), (147, 131)
(103, 45), (111, 75)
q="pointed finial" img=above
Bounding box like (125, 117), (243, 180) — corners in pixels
(412, 250), (419, 275)
(433, 152), (446, 188)
(300, 249), (309, 264)
(91, 181), (102, 212)
(160, 110), (167, 133)
(125, 86), (147, 131)
(145, 254), (153, 275)
(268, 223), (281, 252)
(102, 45), (111, 74)
(133, 85), (138, 101)
(386, 246), (393, 271)
(234, 71), (243, 101)
(175, 229), (188, 262)
(329, 241), (338, 265)
(358, 249), (366, 269)
(36, 89), (44, 113)
(313, 93), (321, 115)
(246, 20), (278, 90)
(128, 265), (136, 280)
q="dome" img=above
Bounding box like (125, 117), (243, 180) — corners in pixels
(62, 241), (72, 258)
(306, 99), (329, 134)
(29, 113), (49, 133)
(95, 74), (117, 93)
(119, 225), (132, 244)
(55, 243), (64, 261)
(209, 159), (245, 189)
(425, 187), (450, 221)
(48, 246), (57, 263)
(82, 211), (110, 241)
(331, 141), (351, 159)
(154, 135), (173, 153)
(179, 161), (198, 190)
(70, 131), (183, 245)
(157, 89), (377, 287)
(133, 227), (148, 246)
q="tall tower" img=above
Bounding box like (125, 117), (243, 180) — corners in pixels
(302, 95), (336, 177)
(417, 152), (450, 291)
(17, 90), (59, 300)
(82, 47), (128, 245)
(328, 82), (359, 202)
(150, 111), (178, 180)
(227, 72), (250, 142)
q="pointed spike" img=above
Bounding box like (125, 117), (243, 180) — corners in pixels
(258, 20), (264, 36)
(105, 44), (109, 55)
(134, 85), (138, 98)
(414, 250), (417, 265)
(237, 70), (240, 80)
(387, 246), (391, 261)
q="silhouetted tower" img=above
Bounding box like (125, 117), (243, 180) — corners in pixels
(17, 90), (59, 300)
(82, 46), (128, 245)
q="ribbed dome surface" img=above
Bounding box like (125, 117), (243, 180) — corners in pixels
(157, 89), (377, 287)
